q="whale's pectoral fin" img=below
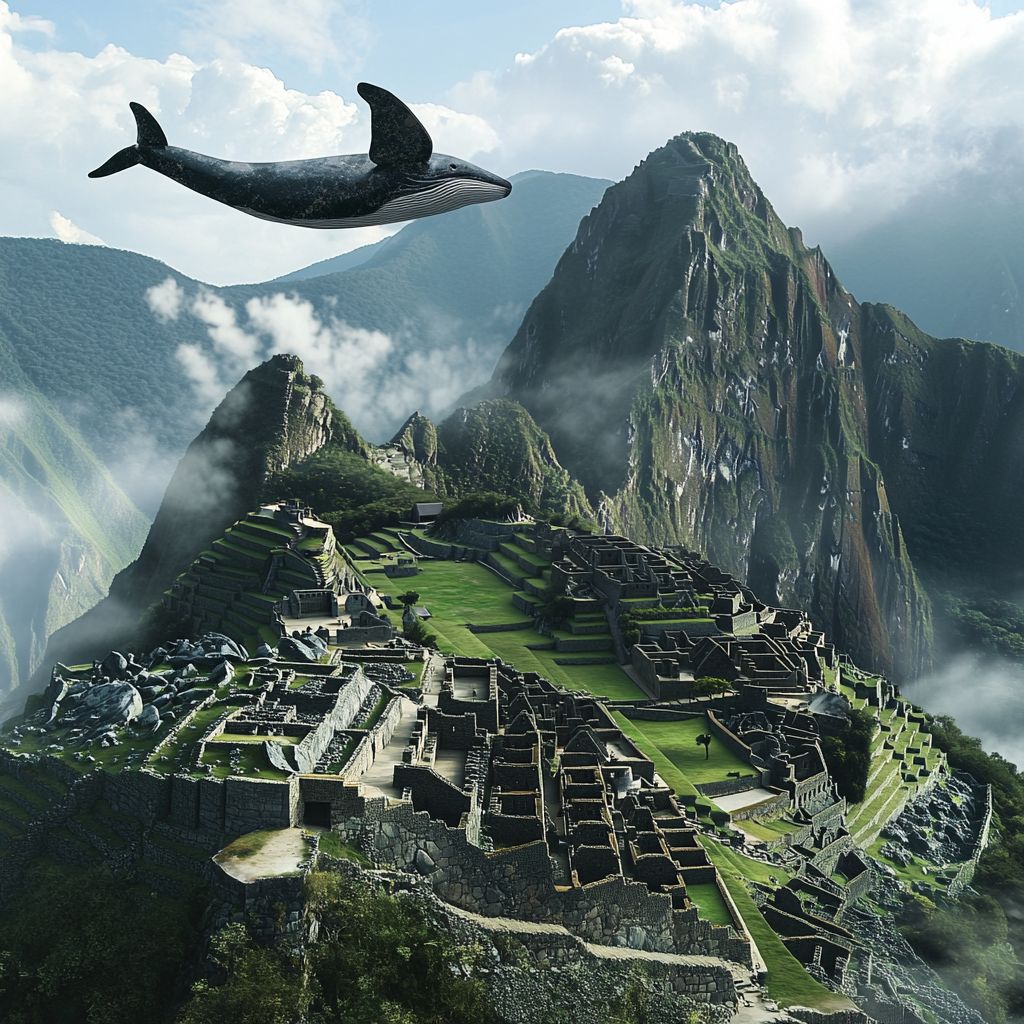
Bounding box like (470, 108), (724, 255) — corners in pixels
(358, 82), (432, 167)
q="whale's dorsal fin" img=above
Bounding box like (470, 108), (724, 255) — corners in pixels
(358, 82), (432, 167)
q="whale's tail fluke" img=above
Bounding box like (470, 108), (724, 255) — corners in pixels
(88, 102), (168, 178)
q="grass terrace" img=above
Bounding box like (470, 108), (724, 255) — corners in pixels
(346, 547), (645, 701)
(699, 838), (850, 1010)
(200, 743), (289, 781)
(685, 882), (734, 926)
(620, 715), (755, 787)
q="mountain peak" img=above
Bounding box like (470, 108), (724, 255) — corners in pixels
(485, 130), (933, 679)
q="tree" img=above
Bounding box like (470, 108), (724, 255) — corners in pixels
(178, 925), (307, 1024)
(403, 616), (438, 649)
(397, 591), (420, 608)
(693, 677), (735, 698)
(820, 707), (874, 803)
(696, 733), (713, 760)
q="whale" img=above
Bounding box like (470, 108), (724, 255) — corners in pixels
(88, 82), (511, 228)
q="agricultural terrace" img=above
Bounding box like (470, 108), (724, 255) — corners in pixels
(345, 527), (644, 701)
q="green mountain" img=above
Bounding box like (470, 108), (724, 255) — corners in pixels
(483, 132), (1024, 681)
(0, 344), (147, 701)
(31, 355), (343, 686)
(0, 169), (609, 484)
(388, 399), (594, 519)
(30, 359), (597, 695)
(0, 169), (606, 693)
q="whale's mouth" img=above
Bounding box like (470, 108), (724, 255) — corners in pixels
(393, 176), (510, 216)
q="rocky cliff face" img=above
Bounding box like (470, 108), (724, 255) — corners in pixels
(388, 401), (594, 520)
(31, 355), (335, 687)
(487, 133), (958, 679)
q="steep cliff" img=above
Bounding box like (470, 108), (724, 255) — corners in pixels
(0, 376), (147, 700)
(488, 133), (943, 679)
(388, 401), (594, 521)
(31, 355), (337, 685)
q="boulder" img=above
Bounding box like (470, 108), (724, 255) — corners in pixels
(62, 681), (143, 729)
(199, 632), (248, 661)
(279, 635), (323, 663)
(264, 740), (297, 774)
(99, 651), (128, 679)
(208, 660), (233, 686)
(256, 643), (277, 659)
(414, 849), (437, 875)
(137, 704), (161, 732)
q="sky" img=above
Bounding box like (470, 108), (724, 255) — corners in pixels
(4, 0), (1024, 282)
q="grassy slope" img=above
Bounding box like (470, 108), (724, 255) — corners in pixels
(355, 541), (644, 700)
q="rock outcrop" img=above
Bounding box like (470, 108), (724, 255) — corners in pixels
(29, 355), (336, 689)
(385, 400), (593, 521)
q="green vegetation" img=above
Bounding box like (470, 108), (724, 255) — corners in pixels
(216, 829), (281, 860)
(357, 553), (643, 700)
(820, 707), (874, 803)
(914, 714), (1024, 1022)
(685, 883), (734, 926)
(699, 840), (849, 1011)
(317, 832), (370, 864)
(0, 861), (204, 1024)
(434, 491), (526, 527)
(615, 714), (754, 787)
(271, 444), (432, 541)
(180, 871), (495, 1024)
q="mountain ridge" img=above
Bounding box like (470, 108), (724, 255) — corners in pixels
(481, 130), (1024, 680)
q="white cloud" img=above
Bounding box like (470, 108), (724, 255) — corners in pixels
(0, 3), (472, 283)
(450, 0), (1024, 244)
(191, 291), (260, 361)
(158, 285), (497, 439)
(145, 276), (185, 321)
(175, 341), (226, 408)
(49, 210), (105, 246)
(182, 0), (368, 76)
(411, 103), (500, 159)
(904, 652), (1024, 769)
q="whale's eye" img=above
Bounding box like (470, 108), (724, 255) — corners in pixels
(449, 163), (457, 170)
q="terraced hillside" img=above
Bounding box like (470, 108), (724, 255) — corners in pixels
(343, 524), (644, 701)
(164, 504), (348, 652)
(840, 668), (946, 850)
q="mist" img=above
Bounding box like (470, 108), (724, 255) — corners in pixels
(904, 652), (1024, 770)
(148, 278), (500, 441)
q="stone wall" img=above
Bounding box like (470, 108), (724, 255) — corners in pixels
(947, 783), (994, 897)
(336, 802), (750, 966)
(293, 668), (373, 773)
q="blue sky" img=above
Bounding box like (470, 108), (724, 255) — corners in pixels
(5, 0), (1024, 282)
(14, 1), (624, 97)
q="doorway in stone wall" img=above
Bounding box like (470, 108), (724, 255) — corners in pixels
(303, 801), (331, 827)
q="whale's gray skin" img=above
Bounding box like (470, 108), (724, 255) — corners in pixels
(88, 82), (512, 228)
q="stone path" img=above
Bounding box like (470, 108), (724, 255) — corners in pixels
(448, 904), (737, 969)
(446, 904), (802, 1023)
(357, 695), (419, 800)
(214, 826), (309, 881)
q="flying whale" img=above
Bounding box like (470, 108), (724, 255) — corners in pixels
(88, 82), (512, 228)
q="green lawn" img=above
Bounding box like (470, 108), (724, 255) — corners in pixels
(700, 838), (850, 1010)
(318, 831), (371, 864)
(686, 882), (734, 926)
(611, 712), (701, 800)
(200, 744), (289, 781)
(363, 557), (645, 700)
(622, 716), (754, 786)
